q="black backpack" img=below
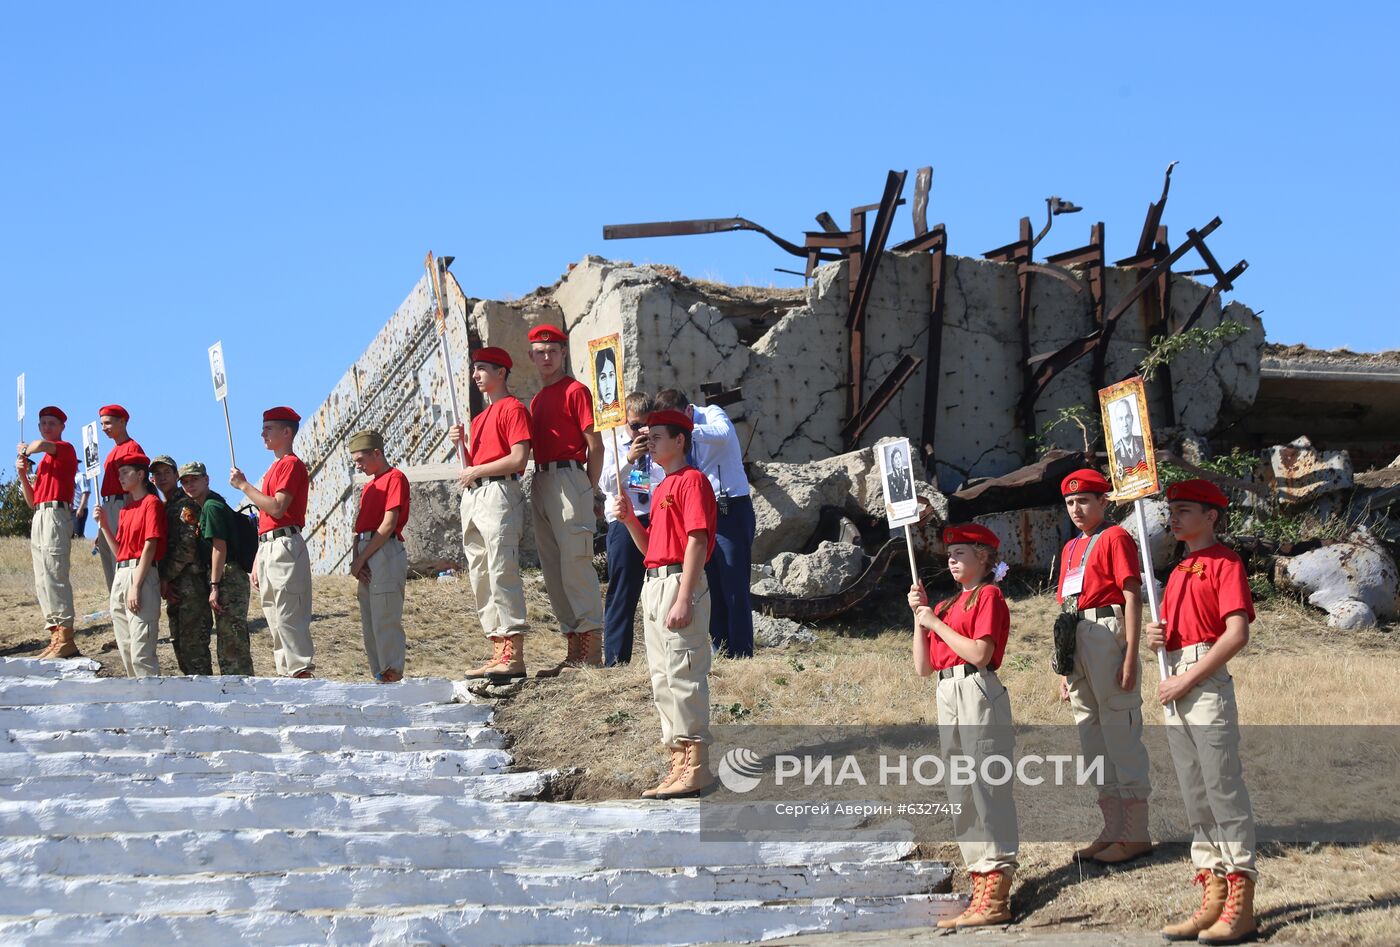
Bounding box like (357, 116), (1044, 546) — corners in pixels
(229, 505), (259, 573)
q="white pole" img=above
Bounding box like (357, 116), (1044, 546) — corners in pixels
(904, 524), (919, 582)
(1134, 497), (1175, 717)
(220, 398), (236, 468)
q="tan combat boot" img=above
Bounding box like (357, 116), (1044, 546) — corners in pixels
(464, 637), (505, 679)
(579, 629), (602, 668)
(641, 745), (687, 798)
(657, 741), (715, 799)
(36, 627), (61, 659)
(485, 634), (527, 683)
(937, 872), (986, 929)
(1197, 873), (1258, 945)
(51, 627), (81, 659)
(1160, 870), (1229, 941)
(1076, 795), (1122, 860)
(952, 868), (1012, 927)
(1093, 797), (1153, 863)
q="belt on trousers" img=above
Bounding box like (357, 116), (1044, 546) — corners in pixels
(1078, 605), (1117, 620)
(116, 559), (138, 569)
(259, 526), (300, 543)
(645, 563), (684, 579)
(469, 474), (521, 490)
(936, 663), (997, 680)
(358, 531), (403, 542)
(536, 460), (584, 472)
(34, 501), (66, 511)
(1167, 642), (1213, 666)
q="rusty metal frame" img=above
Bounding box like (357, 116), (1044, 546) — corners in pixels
(845, 170), (908, 430)
(602, 216), (829, 261)
(840, 353), (924, 445)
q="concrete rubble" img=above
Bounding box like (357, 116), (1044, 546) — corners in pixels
(770, 542), (869, 599)
(1275, 527), (1400, 629)
(1259, 436), (1354, 508)
(752, 613), (819, 649)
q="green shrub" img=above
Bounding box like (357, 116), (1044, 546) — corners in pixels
(0, 475), (34, 537)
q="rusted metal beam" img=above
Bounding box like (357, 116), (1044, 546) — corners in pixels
(601, 216), (814, 259)
(700, 381), (744, 408)
(846, 170), (908, 424)
(1047, 222), (1108, 391)
(919, 224), (948, 471)
(842, 353), (924, 446)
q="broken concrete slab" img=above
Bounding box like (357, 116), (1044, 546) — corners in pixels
(770, 542), (868, 598)
(1259, 436), (1354, 508)
(947, 449), (1090, 520)
(1120, 496), (1176, 567)
(1275, 528), (1400, 628)
(752, 614), (818, 649)
(972, 508), (1064, 574)
(748, 460), (856, 563)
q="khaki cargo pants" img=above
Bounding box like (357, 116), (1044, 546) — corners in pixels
(357, 534), (409, 677)
(256, 531), (314, 676)
(30, 504), (75, 630)
(460, 478), (529, 638)
(1165, 643), (1258, 879)
(110, 565), (160, 677)
(642, 571), (712, 747)
(97, 496), (126, 591)
(531, 465), (603, 637)
(1066, 611), (1152, 799)
(936, 667), (1019, 874)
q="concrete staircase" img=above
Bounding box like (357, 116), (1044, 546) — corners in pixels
(0, 657), (958, 944)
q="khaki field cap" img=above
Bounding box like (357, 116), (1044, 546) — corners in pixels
(178, 461), (207, 478)
(150, 454), (178, 472)
(348, 430), (385, 453)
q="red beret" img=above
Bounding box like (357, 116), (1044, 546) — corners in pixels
(527, 324), (568, 344)
(38, 406), (67, 423)
(943, 523), (1001, 549)
(1061, 468), (1111, 496)
(99, 404), (129, 420)
(263, 406), (301, 423)
(471, 347), (512, 370)
(646, 409), (693, 434)
(118, 452), (151, 470)
(1167, 478), (1229, 509)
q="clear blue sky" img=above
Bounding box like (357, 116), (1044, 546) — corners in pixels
(2, 3), (1395, 481)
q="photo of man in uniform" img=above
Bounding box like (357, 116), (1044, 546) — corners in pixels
(1110, 397), (1146, 474)
(885, 442), (914, 503)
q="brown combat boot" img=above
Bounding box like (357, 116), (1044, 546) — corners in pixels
(1197, 873), (1258, 945)
(579, 629), (602, 667)
(1160, 870), (1229, 941)
(51, 627), (81, 659)
(641, 745), (687, 798)
(951, 868), (1013, 927)
(1076, 795), (1122, 860)
(657, 741), (715, 799)
(36, 627), (61, 659)
(1093, 797), (1153, 863)
(485, 634), (526, 683)
(937, 872), (986, 929)
(465, 637), (505, 679)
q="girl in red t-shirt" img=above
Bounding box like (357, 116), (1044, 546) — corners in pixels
(908, 524), (1018, 929)
(95, 454), (166, 678)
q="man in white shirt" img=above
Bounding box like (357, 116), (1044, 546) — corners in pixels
(72, 471), (90, 538)
(653, 389), (755, 657)
(600, 391), (659, 665)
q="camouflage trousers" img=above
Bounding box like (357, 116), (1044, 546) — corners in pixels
(167, 565), (253, 676)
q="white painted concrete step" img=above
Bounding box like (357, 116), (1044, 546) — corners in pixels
(0, 747), (513, 779)
(0, 894), (964, 946)
(0, 674), (463, 706)
(1, 723), (506, 754)
(0, 698), (489, 730)
(0, 860), (951, 914)
(0, 657), (99, 679)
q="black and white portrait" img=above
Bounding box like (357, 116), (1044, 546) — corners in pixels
(81, 422), (100, 475)
(878, 437), (920, 527)
(208, 341), (228, 401)
(1109, 396), (1146, 472)
(885, 443), (913, 503)
(594, 346), (618, 410)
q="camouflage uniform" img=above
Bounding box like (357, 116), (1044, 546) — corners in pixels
(196, 484), (254, 676)
(159, 484), (213, 675)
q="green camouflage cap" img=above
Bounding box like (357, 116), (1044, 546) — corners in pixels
(178, 461), (208, 478)
(150, 454), (178, 472)
(347, 430), (385, 453)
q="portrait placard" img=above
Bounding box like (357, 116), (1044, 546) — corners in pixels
(587, 334), (626, 432)
(877, 437), (920, 528)
(1097, 376), (1160, 501)
(81, 421), (101, 479)
(208, 341), (228, 401)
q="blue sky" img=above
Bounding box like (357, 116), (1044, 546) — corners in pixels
(2, 3), (1395, 480)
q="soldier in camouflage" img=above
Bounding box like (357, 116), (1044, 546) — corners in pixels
(179, 461), (254, 676)
(152, 455), (213, 675)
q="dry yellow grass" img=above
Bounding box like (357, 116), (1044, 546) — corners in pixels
(1, 536), (1397, 944)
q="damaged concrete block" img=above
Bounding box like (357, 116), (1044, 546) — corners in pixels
(770, 541), (868, 598)
(1119, 497), (1176, 567)
(1259, 436), (1354, 507)
(972, 508), (1064, 574)
(390, 465), (541, 574)
(752, 613), (818, 649)
(1275, 527), (1400, 628)
(748, 460), (854, 563)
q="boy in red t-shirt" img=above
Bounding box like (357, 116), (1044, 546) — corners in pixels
(348, 429), (411, 683)
(231, 406), (313, 678)
(16, 406), (80, 658)
(908, 524), (1018, 929)
(526, 324), (606, 671)
(1145, 479), (1258, 945)
(614, 409), (717, 800)
(95, 452), (166, 677)
(449, 347), (534, 682)
(96, 404), (145, 592)
(1054, 468), (1153, 864)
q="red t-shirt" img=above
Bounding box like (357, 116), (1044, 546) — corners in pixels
(469, 396), (531, 467)
(644, 466), (716, 569)
(529, 377), (594, 465)
(116, 492), (167, 562)
(100, 438), (147, 497)
(33, 441), (78, 504)
(1162, 543), (1255, 650)
(929, 584), (1011, 671)
(1056, 524), (1141, 609)
(258, 454), (309, 533)
(355, 467), (411, 539)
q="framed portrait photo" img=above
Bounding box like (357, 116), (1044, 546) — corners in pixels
(1097, 376), (1160, 501)
(587, 334), (626, 432)
(877, 437), (921, 527)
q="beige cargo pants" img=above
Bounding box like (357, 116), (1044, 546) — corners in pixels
(936, 666), (1020, 874)
(30, 504), (75, 630)
(110, 565), (160, 677)
(356, 534), (409, 678)
(97, 495), (126, 591)
(531, 465), (603, 637)
(256, 531), (314, 676)
(460, 478), (529, 638)
(1066, 612), (1152, 798)
(642, 572), (712, 747)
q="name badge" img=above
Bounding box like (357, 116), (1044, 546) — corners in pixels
(1062, 567), (1085, 598)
